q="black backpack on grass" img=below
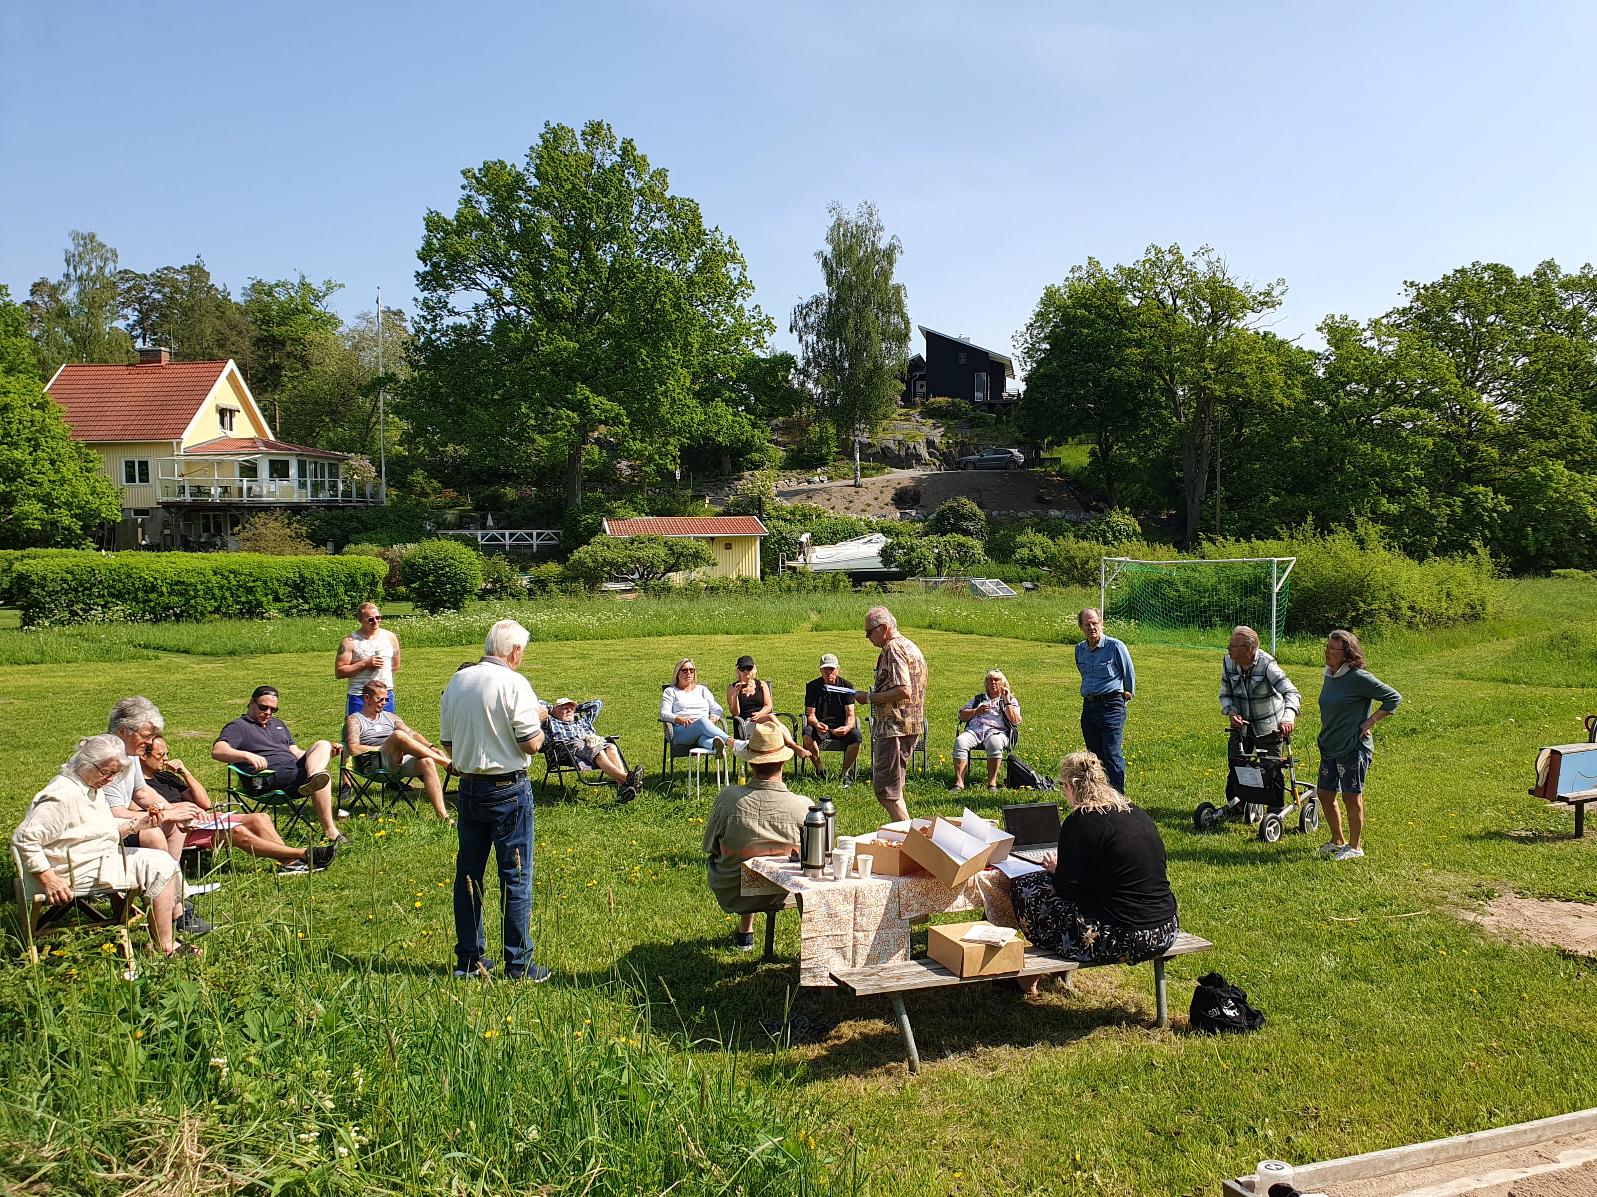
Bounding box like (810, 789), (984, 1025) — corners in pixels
(1189, 972), (1265, 1034)
(1005, 754), (1054, 791)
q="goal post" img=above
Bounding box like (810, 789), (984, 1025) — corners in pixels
(1099, 556), (1296, 653)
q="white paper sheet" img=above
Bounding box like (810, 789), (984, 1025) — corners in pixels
(961, 922), (1018, 946)
(929, 817), (986, 863)
(992, 857), (1044, 878)
(190, 814), (245, 831)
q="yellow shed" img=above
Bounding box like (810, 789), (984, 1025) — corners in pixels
(601, 516), (768, 581)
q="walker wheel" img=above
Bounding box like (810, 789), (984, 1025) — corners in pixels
(1244, 803), (1264, 825)
(1194, 802), (1222, 832)
(1259, 813), (1285, 843)
(1299, 798), (1321, 835)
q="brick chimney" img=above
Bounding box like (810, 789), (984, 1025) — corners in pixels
(137, 346), (171, 366)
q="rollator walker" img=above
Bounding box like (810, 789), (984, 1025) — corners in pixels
(1194, 726), (1319, 843)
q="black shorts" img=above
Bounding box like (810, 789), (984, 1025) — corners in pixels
(809, 726), (862, 747)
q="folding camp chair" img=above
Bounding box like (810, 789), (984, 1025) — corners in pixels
(954, 705), (1020, 782)
(339, 748), (423, 816)
(225, 763), (313, 836)
(11, 843), (139, 969)
(540, 728), (630, 798)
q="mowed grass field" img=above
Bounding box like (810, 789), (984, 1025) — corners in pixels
(3, 581), (1596, 1195)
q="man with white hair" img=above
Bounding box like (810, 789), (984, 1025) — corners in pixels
(439, 619), (548, 982)
(856, 606), (927, 823)
(1075, 608), (1134, 794)
(1220, 625), (1300, 740)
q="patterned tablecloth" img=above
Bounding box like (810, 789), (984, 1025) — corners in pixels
(743, 856), (988, 986)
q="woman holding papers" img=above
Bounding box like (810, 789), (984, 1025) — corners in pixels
(997, 751), (1177, 987)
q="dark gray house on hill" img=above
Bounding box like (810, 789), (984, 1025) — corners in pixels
(903, 326), (1018, 413)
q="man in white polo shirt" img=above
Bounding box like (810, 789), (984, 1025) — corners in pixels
(439, 619), (547, 982)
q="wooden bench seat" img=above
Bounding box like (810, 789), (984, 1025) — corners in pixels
(831, 931), (1213, 1073)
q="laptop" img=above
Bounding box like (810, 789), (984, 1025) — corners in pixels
(1003, 802), (1062, 864)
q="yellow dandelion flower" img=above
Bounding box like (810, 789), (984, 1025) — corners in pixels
(134, 1030), (145, 1040)
(374, 830), (387, 839)
(413, 901), (423, 909)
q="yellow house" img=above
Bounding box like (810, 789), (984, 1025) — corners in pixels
(46, 348), (375, 549)
(602, 516), (767, 581)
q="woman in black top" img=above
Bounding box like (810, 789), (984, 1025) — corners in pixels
(1000, 751), (1178, 982)
(727, 655), (774, 738)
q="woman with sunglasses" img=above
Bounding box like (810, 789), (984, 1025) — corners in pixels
(660, 658), (731, 754)
(726, 655), (774, 739)
(335, 601), (402, 715)
(12, 734), (197, 957)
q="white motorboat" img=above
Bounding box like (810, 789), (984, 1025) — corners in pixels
(797, 532), (890, 573)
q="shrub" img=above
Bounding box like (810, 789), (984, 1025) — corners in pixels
(1009, 530), (1057, 569)
(522, 561), (572, 596)
(344, 542), (412, 593)
(881, 534), (985, 576)
(0, 548), (98, 604)
(235, 511), (326, 555)
(1081, 507), (1143, 545)
(927, 496), (988, 542)
(564, 535), (715, 588)
(402, 539), (485, 614)
(11, 552), (385, 626)
(789, 417), (836, 468)
(479, 553), (525, 599)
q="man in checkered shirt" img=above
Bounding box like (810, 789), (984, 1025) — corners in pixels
(1219, 625), (1300, 739)
(544, 697), (643, 800)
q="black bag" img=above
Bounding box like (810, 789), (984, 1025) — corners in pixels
(1005, 753), (1054, 791)
(1189, 971), (1265, 1034)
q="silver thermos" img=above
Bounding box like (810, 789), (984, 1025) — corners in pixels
(818, 796), (837, 857)
(800, 804), (829, 877)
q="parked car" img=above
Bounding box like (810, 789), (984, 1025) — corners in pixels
(955, 447), (1025, 471)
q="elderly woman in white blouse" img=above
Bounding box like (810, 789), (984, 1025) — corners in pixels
(12, 734), (195, 957)
(660, 658), (732, 754)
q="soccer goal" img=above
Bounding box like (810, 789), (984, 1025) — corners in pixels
(1099, 556), (1296, 652)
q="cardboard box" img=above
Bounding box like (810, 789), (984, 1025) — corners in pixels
(927, 921), (1029, 977)
(900, 816), (996, 887)
(950, 815), (1015, 864)
(852, 831), (923, 877)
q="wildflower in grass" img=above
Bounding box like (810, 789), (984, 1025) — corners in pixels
(101, 942), (115, 953)
(134, 1030), (144, 1040)
(374, 830), (387, 839)
(413, 901), (423, 909)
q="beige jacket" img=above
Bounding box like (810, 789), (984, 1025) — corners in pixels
(12, 771), (124, 877)
(702, 777), (813, 914)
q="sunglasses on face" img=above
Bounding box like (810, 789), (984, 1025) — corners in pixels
(365, 614), (383, 623)
(253, 701), (280, 714)
(736, 665), (754, 672)
(680, 667), (696, 674)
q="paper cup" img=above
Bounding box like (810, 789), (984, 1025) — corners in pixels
(1254, 1160), (1293, 1195)
(854, 853), (874, 880)
(828, 850), (850, 881)
(836, 835), (856, 854)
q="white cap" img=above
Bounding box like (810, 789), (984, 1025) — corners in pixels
(819, 653), (840, 669)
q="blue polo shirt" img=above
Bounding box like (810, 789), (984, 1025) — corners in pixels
(1076, 635), (1135, 699)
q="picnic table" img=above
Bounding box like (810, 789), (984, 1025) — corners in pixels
(741, 856), (986, 987)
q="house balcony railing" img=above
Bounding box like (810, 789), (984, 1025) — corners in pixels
(155, 474), (378, 505)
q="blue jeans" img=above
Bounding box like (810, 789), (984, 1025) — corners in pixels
(671, 718), (729, 752)
(453, 772), (535, 975)
(346, 690), (395, 716)
(1080, 695), (1127, 794)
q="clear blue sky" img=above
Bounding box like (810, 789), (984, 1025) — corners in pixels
(4, 1), (1595, 373)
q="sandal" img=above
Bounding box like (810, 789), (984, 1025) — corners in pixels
(158, 942), (204, 959)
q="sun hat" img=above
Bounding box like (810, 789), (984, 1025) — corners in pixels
(819, 653), (840, 669)
(742, 721), (793, 765)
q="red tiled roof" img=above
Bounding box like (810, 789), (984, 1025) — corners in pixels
(187, 436), (346, 459)
(46, 360), (231, 441)
(604, 516), (767, 537)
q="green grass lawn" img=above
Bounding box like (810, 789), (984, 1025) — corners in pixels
(3, 583), (1596, 1194)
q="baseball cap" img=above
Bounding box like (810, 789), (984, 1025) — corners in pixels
(551, 697), (576, 710)
(819, 653), (839, 669)
(735, 655), (756, 671)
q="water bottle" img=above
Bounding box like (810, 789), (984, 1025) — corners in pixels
(818, 796), (837, 857)
(800, 804), (829, 877)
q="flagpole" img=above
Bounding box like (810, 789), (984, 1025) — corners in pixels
(376, 288), (387, 504)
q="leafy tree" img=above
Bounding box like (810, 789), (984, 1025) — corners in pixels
(0, 286), (120, 547)
(27, 231), (135, 377)
(563, 534), (714, 586)
(927, 495), (988, 541)
(405, 120), (772, 508)
(116, 258), (253, 366)
(235, 511), (325, 555)
(790, 201), (910, 482)
(241, 275), (344, 435)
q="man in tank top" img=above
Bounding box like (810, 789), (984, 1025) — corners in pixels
(335, 601), (402, 715)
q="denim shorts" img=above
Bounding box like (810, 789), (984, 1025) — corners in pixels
(1317, 744), (1373, 794)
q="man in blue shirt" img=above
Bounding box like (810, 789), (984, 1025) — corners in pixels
(1074, 608), (1134, 793)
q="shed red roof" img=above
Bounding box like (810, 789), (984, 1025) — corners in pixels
(187, 436), (345, 459)
(603, 516), (767, 538)
(46, 360), (232, 441)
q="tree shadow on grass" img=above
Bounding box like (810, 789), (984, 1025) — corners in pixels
(1463, 827), (1589, 846)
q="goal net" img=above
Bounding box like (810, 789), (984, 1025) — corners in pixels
(1099, 557), (1295, 652)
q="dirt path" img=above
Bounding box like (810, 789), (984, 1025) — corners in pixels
(775, 468), (1087, 520)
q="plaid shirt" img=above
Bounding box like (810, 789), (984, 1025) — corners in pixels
(546, 699), (604, 746)
(1219, 651), (1300, 735)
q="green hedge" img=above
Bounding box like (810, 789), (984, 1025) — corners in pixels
(0, 548), (102, 604)
(11, 552), (386, 627)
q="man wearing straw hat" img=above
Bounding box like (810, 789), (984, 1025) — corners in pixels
(702, 721), (813, 951)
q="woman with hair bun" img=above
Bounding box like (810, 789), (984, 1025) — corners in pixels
(1315, 628), (1401, 862)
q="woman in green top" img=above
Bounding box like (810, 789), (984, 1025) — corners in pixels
(1316, 629), (1401, 861)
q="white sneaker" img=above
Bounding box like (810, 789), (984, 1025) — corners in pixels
(1317, 841), (1345, 858)
(1333, 845), (1365, 861)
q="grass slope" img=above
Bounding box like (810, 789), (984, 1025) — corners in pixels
(2, 580), (1595, 1194)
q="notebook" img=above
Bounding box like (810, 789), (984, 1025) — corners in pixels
(1002, 802), (1062, 864)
